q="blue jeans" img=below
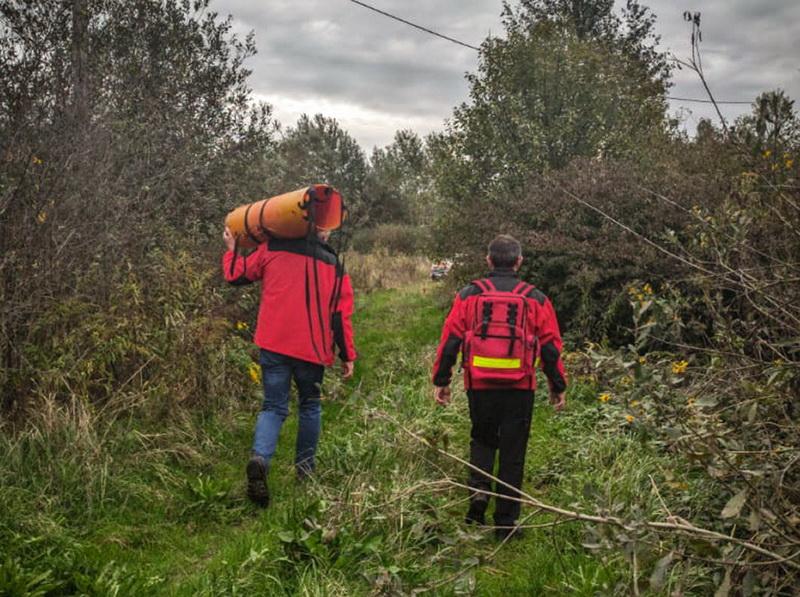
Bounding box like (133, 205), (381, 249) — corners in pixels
(252, 349), (325, 475)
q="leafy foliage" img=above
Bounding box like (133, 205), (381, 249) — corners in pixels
(363, 129), (428, 225)
(426, 0), (673, 334)
(269, 113), (369, 225)
(0, 0), (277, 412)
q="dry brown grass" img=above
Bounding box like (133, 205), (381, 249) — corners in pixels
(345, 250), (431, 291)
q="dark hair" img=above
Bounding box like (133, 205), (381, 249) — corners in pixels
(487, 235), (522, 268)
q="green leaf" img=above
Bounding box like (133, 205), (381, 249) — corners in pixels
(649, 551), (674, 591)
(747, 402), (758, 423)
(714, 568), (731, 597)
(696, 395), (718, 408)
(720, 489), (747, 519)
(748, 509), (762, 531)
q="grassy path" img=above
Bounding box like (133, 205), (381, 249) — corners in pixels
(1, 280), (673, 595)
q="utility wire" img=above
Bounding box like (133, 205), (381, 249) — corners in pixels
(347, 0), (480, 51)
(347, 0), (755, 107)
(667, 96), (751, 105)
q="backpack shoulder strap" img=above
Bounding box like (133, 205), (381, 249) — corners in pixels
(511, 281), (532, 296)
(472, 278), (494, 293)
(524, 285), (547, 306)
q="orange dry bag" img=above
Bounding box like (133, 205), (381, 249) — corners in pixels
(225, 184), (345, 248)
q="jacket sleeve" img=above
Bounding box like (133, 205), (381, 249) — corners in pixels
(331, 273), (357, 362)
(222, 244), (267, 285)
(432, 294), (467, 387)
(536, 298), (567, 393)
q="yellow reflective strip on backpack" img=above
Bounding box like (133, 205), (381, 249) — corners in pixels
(472, 355), (522, 369)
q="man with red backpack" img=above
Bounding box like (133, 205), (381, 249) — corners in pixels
(432, 235), (566, 539)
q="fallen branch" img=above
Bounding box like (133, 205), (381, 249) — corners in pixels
(375, 410), (800, 571)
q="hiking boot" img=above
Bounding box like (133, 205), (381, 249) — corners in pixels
(465, 495), (488, 526)
(494, 524), (524, 542)
(246, 455), (269, 507)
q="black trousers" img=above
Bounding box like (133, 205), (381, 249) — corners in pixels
(467, 389), (534, 526)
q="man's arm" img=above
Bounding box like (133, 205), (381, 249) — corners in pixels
(432, 294), (467, 401)
(222, 228), (266, 285)
(332, 273), (357, 365)
(537, 297), (567, 409)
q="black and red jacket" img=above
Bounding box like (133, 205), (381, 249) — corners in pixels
(223, 238), (356, 366)
(432, 269), (566, 391)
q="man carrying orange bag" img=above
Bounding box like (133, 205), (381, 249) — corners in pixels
(222, 222), (356, 507)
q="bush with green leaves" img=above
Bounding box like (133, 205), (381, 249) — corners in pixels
(0, 0), (276, 413)
(349, 223), (426, 255)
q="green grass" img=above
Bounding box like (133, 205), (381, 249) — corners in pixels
(0, 281), (706, 595)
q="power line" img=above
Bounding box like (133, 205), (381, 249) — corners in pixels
(347, 0), (755, 107)
(666, 95), (751, 105)
(347, 0), (480, 51)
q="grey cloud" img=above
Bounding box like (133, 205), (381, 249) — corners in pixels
(214, 0), (800, 148)
(652, 1), (799, 98)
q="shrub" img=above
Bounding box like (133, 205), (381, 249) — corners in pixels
(345, 251), (430, 292)
(349, 223), (426, 255)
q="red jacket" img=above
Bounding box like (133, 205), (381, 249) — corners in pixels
(223, 238), (356, 366)
(432, 270), (566, 391)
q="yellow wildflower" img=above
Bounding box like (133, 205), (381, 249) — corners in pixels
(599, 392), (611, 403)
(642, 283), (653, 295)
(32, 156), (43, 165)
(638, 356), (646, 365)
(763, 149), (772, 158)
(248, 362), (261, 384)
(236, 321), (249, 331)
(786, 159), (794, 169)
(671, 360), (689, 375)
(625, 414), (635, 424)
(631, 400), (640, 407)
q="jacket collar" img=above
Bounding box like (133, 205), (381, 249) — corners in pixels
(488, 268), (518, 278)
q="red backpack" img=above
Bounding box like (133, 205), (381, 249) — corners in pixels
(462, 279), (538, 387)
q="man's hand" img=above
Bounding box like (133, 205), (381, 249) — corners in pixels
(341, 361), (354, 380)
(549, 390), (566, 412)
(223, 226), (236, 252)
(434, 386), (451, 406)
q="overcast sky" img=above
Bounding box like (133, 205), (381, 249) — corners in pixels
(217, 0), (800, 151)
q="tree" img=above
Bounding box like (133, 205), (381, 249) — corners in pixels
(0, 0), (277, 411)
(363, 129), (427, 225)
(272, 114), (368, 225)
(734, 89), (799, 159)
(515, 0), (670, 84)
(427, 0), (677, 332)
